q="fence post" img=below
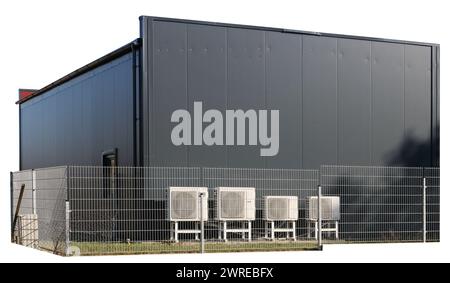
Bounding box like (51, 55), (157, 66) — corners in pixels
(65, 201), (71, 255)
(423, 176), (427, 243)
(65, 166), (71, 256)
(199, 192), (205, 254)
(318, 185), (322, 249)
(10, 172), (13, 242)
(32, 170), (37, 215)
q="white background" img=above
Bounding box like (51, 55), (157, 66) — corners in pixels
(0, 0), (448, 263)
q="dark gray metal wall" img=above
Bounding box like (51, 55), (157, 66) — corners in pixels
(20, 53), (135, 170)
(141, 17), (438, 169)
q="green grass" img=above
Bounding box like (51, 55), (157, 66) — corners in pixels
(70, 240), (319, 256)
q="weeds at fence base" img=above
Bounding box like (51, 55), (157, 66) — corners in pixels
(69, 240), (318, 256)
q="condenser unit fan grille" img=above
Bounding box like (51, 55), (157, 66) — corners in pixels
(267, 198), (289, 220)
(221, 191), (245, 219)
(171, 191), (198, 219)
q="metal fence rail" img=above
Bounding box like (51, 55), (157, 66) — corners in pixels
(11, 166), (68, 255)
(202, 168), (319, 253)
(320, 165), (440, 244)
(10, 165), (440, 256)
(67, 166), (202, 255)
(424, 167), (440, 242)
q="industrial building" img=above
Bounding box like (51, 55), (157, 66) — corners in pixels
(17, 16), (439, 170)
(11, 17), (440, 255)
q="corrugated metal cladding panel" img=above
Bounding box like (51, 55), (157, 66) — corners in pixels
(187, 24), (228, 167)
(20, 53), (135, 169)
(371, 42), (405, 165)
(152, 21), (188, 166)
(141, 17), (436, 169)
(302, 36), (338, 169)
(226, 28), (266, 167)
(265, 31), (302, 169)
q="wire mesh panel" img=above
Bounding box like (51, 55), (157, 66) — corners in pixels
(202, 168), (320, 252)
(34, 167), (68, 254)
(320, 165), (425, 243)
(11, 167), (68, 255)
(424, 167), (440, 242)
(10, 165), (439, 256)
(11, 169), (33, 244)
(68, 166), (203, 255)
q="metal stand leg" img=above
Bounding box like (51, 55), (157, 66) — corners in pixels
(248, 221), (252, 242)
(314, 221), (318, 240)
(265, 222), (269, 239)
(174, 222), (179, 243)
(223, 222), (227, 242)
(195, 222), (199, 241)
(307, 222), (311, 239)
(271, 221), (275, 241)
(335, 221), (339, 240)
(292, 221), (296, 241)
(218, 222), (222, 241)
(242, 222), (246, 240)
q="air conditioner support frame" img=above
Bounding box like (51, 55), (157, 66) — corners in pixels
(218, 221), (252, 242)
(264, 221), (296, 241)
(170, 221), (202, 243)
(307, 220), (339, 240)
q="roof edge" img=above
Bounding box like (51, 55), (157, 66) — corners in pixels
(17, 38), (141, 105)
(140, 15), (439, 47)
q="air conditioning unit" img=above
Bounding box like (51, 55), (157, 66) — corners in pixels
(264, 196), (298, 221)
(215, 187), (256, 221)
(307, 196), (340, 221)
(167, 187), (208, 222)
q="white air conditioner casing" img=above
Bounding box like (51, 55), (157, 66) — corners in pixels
(264, 196), (298, 221)
(307, 196), (340, 221)
(215, 187), (256, 221)
(167, 187), (208, 221)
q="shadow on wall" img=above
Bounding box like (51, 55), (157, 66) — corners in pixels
(386, 126), (439, 167)
(322, 166), (424, 242)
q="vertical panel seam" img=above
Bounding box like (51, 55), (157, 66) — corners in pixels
(336, 39), (339, 165)
(185, 24), (190, 166)
(225, 28), (229, 168)
(299, 35), (303, 169)
(301, 36), (304, 169)
(369, 42), (373, 165)
(150, 20), (155, 166)
(264, 31), (267, 169)
(403, 44), (406, 144)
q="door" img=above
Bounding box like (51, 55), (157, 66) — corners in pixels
(102, 149), (118, 241)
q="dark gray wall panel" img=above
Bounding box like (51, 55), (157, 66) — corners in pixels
(20, 53), (134, 169)
(226, 28), (266, 167)
(186, 24), (228, 167)
(372, 42), (404, 165)
(152, 21), (188, 166)
(404, 45), (431, 166)
(303, 36), (338, 169)
(265, 31), (302, 168)
(337, 38), (371, 165)
(140, 17), (437, 169)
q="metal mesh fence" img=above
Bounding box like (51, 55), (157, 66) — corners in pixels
(10, 165), (439, 256)
(201, 168), (319, 253)
(67, 166), (319, 255)
(11, 166), (68, 255)
(67, 166), (202, 255)
(424, 167), (440, 242)
(320, 165), (438, 243)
